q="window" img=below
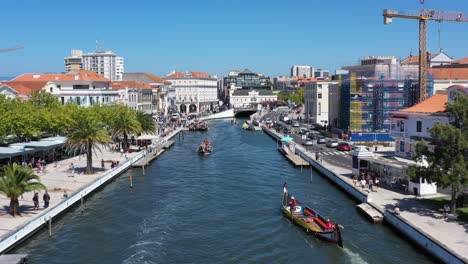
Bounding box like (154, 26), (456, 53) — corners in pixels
(400, 141), (405, 152)
(416, 121), (422, 132)
(318, 102), (321, 115)
(318, 93), (322, 99)
(49, 87), (53, 93)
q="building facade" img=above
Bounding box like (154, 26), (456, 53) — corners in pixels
(390, 85), (468, 158)
(291, 65), (314, 78)
(64, 49), (83, 72)
(82, 50), (124, 81)
(304, 80), (337, 126)
(11, 70), (119, 107)
(112, 81), (157, 114)
(338, 77), (427, 132)
(223, 69), (272, 105)
(229, 89), (277, 109)
(123, 72), (171, 114)
(164, 71), (218, 114)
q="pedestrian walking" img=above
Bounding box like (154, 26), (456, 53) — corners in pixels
(120, 148), (124, 157)
(101, 159), (105, 169)
(71, 163), (75, 174)
(43, 191), (51, 208)
(33, 192), (39, 210)
(360, 178), (366, 191)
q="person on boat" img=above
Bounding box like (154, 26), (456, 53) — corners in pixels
(326, 219), (333, 230)
(289, 196), (297, 213)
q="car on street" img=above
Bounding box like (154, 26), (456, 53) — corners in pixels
(292, 121), (300, 127)
(326, 140), (339, 148)
(302, 138), (314, 146)
(265, 118), (273, 125)
(285, 119), (293, 125)
(283, 127), (292, 134)
(337, 142), (351, 151)
(317, 136), (327, 144)
(298, 128), (308, 135)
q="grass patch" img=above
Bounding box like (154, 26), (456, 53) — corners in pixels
(418, 197), (450, 209)
(419, 197), (468, 223)
(456, 208), (468, 222)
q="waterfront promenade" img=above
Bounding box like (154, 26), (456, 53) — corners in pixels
(0, 127), (182, 253)
(0, 148), (139, 240)
(265, 126), (468, 262)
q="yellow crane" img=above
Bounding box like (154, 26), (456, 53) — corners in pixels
(383, 9), (468, 102)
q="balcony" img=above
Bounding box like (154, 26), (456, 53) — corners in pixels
(389, 130), (407, 138)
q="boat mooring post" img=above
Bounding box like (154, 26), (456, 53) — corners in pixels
(48, 216), (52, 237)
(129, 175), (133, 188)
(81, 195), (84, 206)
(142, 165), (145, 176)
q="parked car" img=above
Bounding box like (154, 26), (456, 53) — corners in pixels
(298, 128), (308, 135)
(265, 118), (273, 125)
(317, 136), (327, 144)
(302, 138), (314, 146)
(292, 121), (300, 127)
(283, 127), (292, 134)
(337, 142), (351, 151)
(307, 133), (317, 140)
(326, 140), (339, 148)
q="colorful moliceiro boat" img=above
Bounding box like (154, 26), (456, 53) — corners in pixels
(282, 186), (343, 247)
(198, 140), (212, 155)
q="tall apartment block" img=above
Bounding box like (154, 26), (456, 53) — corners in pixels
(291, 65), (314, 78)
(65, 49), (124, 81)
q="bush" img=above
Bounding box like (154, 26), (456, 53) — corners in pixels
(456, 208), (468, 222)
(456, 193), (468, 208)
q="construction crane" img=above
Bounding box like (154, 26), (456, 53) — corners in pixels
(0, 46), (24, 53)
(383, 9), (468, 102)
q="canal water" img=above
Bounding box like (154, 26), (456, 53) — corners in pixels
(14, 120), (434, 263)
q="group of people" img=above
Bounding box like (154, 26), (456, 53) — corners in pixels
(353, 172), (380, 192)
(32, 191), (50, 210)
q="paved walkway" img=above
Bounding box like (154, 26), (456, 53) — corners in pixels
(269, 127), (468, 260)
(0, 147), (140, 240)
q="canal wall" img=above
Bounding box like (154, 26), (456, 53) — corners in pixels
(262, 126), (466, 264)
(0, 128), (182, 254)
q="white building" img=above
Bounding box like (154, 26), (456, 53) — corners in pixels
(82, 50), (124, 81)
(164, 71), (219, 114)
(304, 80), (337, 126)
(291, 65), (314, 78)
(11, 70), (119, 107)
(428, 67), (468, 93)
(112, 81), (157, 114)
(123, 72), (171, 114)
(229, 87), (277, 109)
(389, 85), (468, 158)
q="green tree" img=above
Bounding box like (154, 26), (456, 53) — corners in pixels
(408, 92), (468, 213)
(109, 105), (141, 151)
(29, 90), (61, 108)
(66, 108), (111, 174)
(136, 111), (156, 135)
(0, 164), (46, 216)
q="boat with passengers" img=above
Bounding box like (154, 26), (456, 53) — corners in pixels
(282, 184), (343, 247)
(198, 140), (212, 155)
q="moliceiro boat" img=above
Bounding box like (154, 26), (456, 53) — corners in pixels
(282, 184), (343, 247)
(198, 140), (212, 155)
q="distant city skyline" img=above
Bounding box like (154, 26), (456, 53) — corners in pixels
(0, 0), (467, 78)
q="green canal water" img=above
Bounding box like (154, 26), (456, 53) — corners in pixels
(13, 119), (434, 263)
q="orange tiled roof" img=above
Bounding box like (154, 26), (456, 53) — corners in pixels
(400, 93), (447, 114)
(428, 68), (468, 80)
(144, 73), (171, 84)
(401, 54), (437, 65)
(3, 81), (48, 96)
(451, 57), (468, 65)
(13, 70), (109, 82)
(111, 81), (151, 90)
(165, 71), (210, 79)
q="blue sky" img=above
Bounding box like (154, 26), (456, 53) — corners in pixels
(1, 0), (467, 78)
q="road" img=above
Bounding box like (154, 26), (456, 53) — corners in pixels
(263, 109), (353, 169)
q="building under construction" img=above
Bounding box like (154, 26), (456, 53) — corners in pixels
(336, 74), (433, 133)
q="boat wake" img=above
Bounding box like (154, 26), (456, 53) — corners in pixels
(343, 248), (368, 264)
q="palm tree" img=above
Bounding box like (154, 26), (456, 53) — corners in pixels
(66, 109), (111, 174)
(110, 106), (141, 151)
(136, 111), (156, 135)
(0, 164), (46, 216)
